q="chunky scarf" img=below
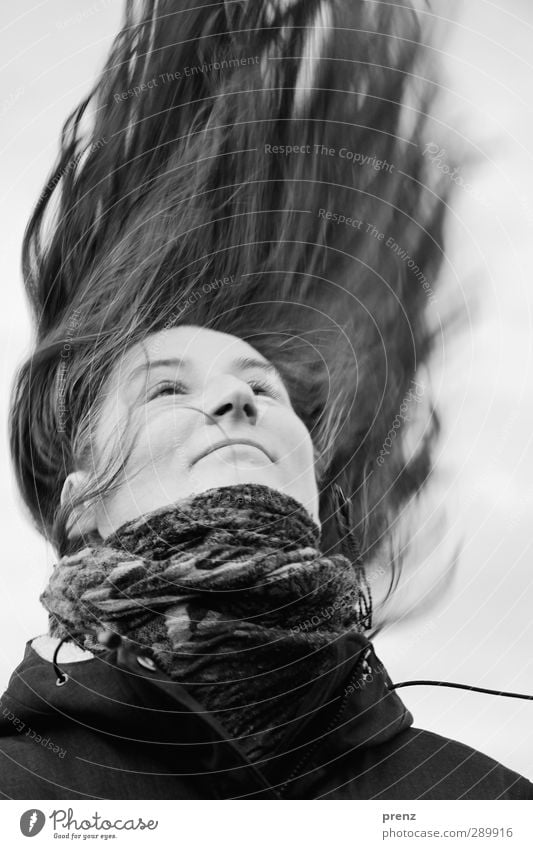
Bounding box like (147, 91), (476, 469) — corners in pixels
(40, 483), (371, 763)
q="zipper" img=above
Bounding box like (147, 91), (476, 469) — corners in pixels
(276, 645), (373, 798)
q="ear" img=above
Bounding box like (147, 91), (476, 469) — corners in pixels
(60, 471), (99, 538)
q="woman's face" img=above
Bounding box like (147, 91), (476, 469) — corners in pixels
(63, 325), (320, 538)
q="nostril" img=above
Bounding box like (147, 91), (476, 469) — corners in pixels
(214, 402), (233, 417)
(243, 402), (256, 419)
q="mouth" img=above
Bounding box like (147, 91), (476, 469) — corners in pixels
(192, 439), (275, 465)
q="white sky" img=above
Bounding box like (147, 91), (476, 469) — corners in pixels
(1, 1), (532, 781)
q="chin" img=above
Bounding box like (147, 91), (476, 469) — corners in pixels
(192, 464), (282, 492)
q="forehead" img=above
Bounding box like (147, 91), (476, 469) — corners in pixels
(121, 325), (267, 374)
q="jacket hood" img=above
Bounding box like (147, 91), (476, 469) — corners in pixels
(0, 630), (413, 797)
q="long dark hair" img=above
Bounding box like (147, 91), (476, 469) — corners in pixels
(9, 0), (457, 632)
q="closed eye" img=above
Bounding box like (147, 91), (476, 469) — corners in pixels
(147, 381), (188, 400)
(247, 378), (282, 398)
(146, 377), (283, 402)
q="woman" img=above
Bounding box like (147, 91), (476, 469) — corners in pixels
(2, 0), (532, 799)
(2, 322), (532, 800)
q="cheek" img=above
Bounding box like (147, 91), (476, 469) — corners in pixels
(276, 409), (315, 466)
(111, 407), (194, 472)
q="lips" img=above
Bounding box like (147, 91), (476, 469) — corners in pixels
(192, 438), (274, 465)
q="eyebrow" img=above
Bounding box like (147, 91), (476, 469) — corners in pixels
(128, 355), (285, 384)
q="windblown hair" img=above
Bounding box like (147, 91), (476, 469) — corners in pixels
(10, 0), (456, 627)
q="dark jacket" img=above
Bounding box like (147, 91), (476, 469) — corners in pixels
(0, 630), (531, 800)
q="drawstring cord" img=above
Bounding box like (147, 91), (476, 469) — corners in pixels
(389, 680), (533, 701)
(52, 636), (70, 686)
(51, 629), (124, 687)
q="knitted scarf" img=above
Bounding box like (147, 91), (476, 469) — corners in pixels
(40, 483), (371, 763)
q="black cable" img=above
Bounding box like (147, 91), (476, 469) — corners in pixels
(52, 636), (70, 686)
(389, 680), (533, 701)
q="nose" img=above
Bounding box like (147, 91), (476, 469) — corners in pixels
(203, 375), (258, 427)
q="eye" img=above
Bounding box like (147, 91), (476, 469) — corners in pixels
(247, 378), (281, 398)
(147, 381), (188, 400)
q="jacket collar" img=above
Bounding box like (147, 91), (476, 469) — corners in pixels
(0, 631), (412, 798)
(261, 630), (413, 791)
